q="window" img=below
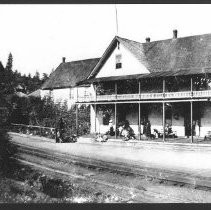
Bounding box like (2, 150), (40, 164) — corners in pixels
(70, 88), (74, 99)
(84, 88), (89, 97)
(115, 54), (122, 69)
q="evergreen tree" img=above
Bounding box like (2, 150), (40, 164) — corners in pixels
(4, 53), (14, 94)
(42, 73), (49, 84)
(34, 71), (40, 80)
(5, 53), (13, 72)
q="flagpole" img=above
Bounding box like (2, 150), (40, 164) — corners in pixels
(115, 4), (118, 35)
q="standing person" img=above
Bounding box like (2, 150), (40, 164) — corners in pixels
(56, 117), (65, 143)
(108, 119), (115, 136)
(146, 120), (151, 139)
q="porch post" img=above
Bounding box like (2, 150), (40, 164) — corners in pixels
(190, 77), (193, 93)
(95, 84), (97, 101)
(163, 79), (165, 98)
(115, 103), (117, 139)
(76, 87), (78, 102)
(190, 77), (193, 143)
(163, 102), (165, 142)
(139, 80), (141, 95)
(191, 101), (193, 143)
(76, 104), (78, 136)
(115, 82), (117, 99)
(139, 103), (141, 140)
(163, 78), (166, 142)
(139, 80), (141, 140)
(94, 104), (97, 133)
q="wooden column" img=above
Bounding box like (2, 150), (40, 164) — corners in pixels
(138, 80), (141, 140)
(94, 104), (97, 133)
(190, 77), (193, 143)
(94, 84), (97, 101)
(191, 101), (193, 143)
(163, 102), (165, 142)
(191, 77), (193, 97)
(163, 78), (166, 142)
(115, 103), (117, 139)
(115, 82), (117, 94)
(139, 80), (141, 96)
(115, 82), (117, 99)
(139, 103), (141, 140)
(76, 104), (78, 136)
(76, 87), (78, 102)
(163, 79), (165, 97)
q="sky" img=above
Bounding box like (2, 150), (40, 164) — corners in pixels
(1, 4), (211, 77)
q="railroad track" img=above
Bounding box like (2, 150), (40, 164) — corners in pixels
(10, 141), (211, 202)
(12, 143), (190, 203)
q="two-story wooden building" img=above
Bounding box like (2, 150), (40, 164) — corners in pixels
(77, 30), (211, 141)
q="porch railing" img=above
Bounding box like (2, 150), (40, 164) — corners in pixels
(117, 94), (140, 100)
(141, 92), (164, 100)
(165, 91), (192, 99)
(193, 90), (211, 98)
(76, 90), (211, 102)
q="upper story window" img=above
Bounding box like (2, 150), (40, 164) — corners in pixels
(84, 88), (90, 97)
(115, 54), (122, 69)
(70, 88), (74, 99)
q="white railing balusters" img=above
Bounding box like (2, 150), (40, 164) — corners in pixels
(76, 90), (211, 102)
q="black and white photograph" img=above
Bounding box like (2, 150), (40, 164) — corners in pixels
(2, 3), (211, 204)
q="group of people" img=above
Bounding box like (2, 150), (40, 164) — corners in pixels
(105, 119), (136, 140)
(55, 116), (178, 143)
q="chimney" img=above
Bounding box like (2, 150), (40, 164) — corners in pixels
(173, 30), (178, 39)
(145, 37), (150, 43)
(62, 57), (66, 63)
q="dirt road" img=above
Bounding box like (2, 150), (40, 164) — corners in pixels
(6, 132), (211, 203)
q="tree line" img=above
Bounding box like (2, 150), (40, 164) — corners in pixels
(0, 52), (49, 96)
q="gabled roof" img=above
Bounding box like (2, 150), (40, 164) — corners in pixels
(28, 89), (41, 98)
(42, 58), (100, 90)
(87, 33), (211, 80)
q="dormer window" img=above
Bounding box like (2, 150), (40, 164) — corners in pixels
(116, 54), (122, 69)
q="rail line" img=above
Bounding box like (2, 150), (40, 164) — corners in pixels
(13, 146), (191, 203)
(10, 141), (211, 202)
(13, 141), (211, 191)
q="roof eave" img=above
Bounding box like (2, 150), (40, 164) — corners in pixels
(87, 36), (119, 79)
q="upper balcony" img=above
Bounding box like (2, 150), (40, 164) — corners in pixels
(76, 75), (211, 103)
(77, 90), (211, 103)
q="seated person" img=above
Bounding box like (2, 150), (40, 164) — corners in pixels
(117, 122), (124, 136)
(106, 119), (115, 136)
(121, 120), (136, 140)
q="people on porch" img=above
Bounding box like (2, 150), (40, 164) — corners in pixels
(145, 120), (151, 138)
(120, 120), (136, 140)
(105, 119), (115, 136)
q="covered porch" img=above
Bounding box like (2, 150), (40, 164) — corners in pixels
(84, 100), (211, 143)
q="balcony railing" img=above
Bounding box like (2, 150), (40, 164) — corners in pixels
(165, 91), (192, 99)
(193, 90), (211, 98)
(141, 93), (163, 100)
(76, 90), (211, 103)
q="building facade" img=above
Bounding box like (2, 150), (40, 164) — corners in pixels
(41, 57), (100, 109)
(76, 31), (211, 141)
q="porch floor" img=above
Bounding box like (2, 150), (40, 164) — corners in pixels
(82, 134), (210, 144)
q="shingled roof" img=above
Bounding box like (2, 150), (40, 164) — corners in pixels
(42, 58), (100, 90)
(88, 33), (211, 80)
